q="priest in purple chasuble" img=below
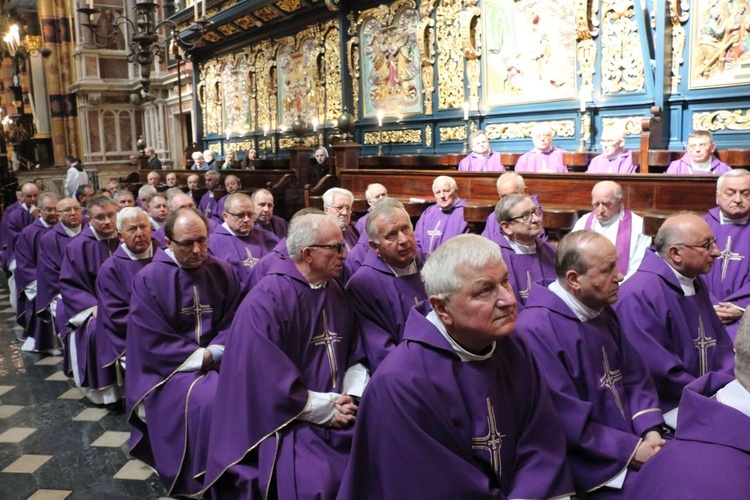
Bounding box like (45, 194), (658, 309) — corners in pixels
(146, 193), (167, 232)
(207, 193), (279, 285)
(323, 187), (362, 281)
(34, 198), (82, 352)
(414, 175), (469, 256)
(702, 169), (750, 340)
(2, 182), (40, 311)
(346, 199), (427, 371)
(629, 362), (750, 499)
(198, 170), (222, 218)
(338, 235), (573, 499)
(353, 182), (388, 235)
(58, 197), (119, 403)
(613, 214), (735, 423)
(203, 214), (369, 499)
(126, 207), (242, 497)
(514, 123), (567, 173)
(94, 208), (160, 402)
(585, 127), (637, 174)
(154, 190), (220, 245)
(251, 188), (289, 238)
(457, 131), (505, 172)
(516, 231), (664, 497)
(481, 172), (548, 243)
(16, 192), (57, 341)
(665, 130), (731, 175)
(572, 181), (651, 281)
(491, 194), (556, 310)
(210, 174), (242, 222)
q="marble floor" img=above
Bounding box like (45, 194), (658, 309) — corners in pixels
(0, 279), (168, 499)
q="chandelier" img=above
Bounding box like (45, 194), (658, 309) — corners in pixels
(77, 2), (209, 97)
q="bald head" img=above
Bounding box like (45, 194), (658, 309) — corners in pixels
(496, 172), (526, 199)
(655, 214), (720, 278)
(21, 182), (39, 207)
(168, 192), (195, 212)
(591, 181), (624, 224)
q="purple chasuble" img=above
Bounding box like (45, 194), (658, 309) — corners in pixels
(613, 249), (734, 412)
(703, 207), (750, 340)
(208, 224), (279, 284)
(629, 372), (750, 500)
(0, 201), (22, 268)
(126, 250), (241, 496)
(35, 223), (80, 351)
(199, 190), (221, 219)
(95, 242), (159, 373)
(481, 194), (548, 243)
(342, 227), (370, 284)
(665, 153), (731, 175)
(585, 210), (633, 275)
(458, 150), (505, 172)
(58, 226), (119, 381)
(586, 150), (637, 174)
(414, 199), (469, 256)
(354, 210), (369, 235)
(493, 235), (556, 310)
(514, 146), (567, 173)
(517, 285), (663, 493)
(255, 214), (288, 239)
(14, 219), (50, 331)
(346, 250), (427, 371)
(1, 204), (35, 272)
(204, 257), (365, 499)
(338, 302), (574, 499)
(246, 237), (288, 291)
(210, 194), (228, 221)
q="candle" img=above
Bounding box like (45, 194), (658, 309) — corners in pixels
(226, 128), (231, 140)
(376, 109), (384, 128)
(89, 0), (94, 9)
(580, 95), (586, 112)
(194, 0), (198, 22)
(263, 124), (270, 137)
(463, 101), (470, 121)
(312, 117), (318, 133)
(202, 0), (206, 18)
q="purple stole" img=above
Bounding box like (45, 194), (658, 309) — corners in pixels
(585, 210), (632, 275)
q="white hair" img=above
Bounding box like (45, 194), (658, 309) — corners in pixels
(287, 213), (331, 260)
(421, 234), (504, 299)
(322, 187), (354, 207)
(116, 206), (146, 231)
(717, 168), (750, 192)
(365, 198), (410, 244)
(432, 175), (458, 193)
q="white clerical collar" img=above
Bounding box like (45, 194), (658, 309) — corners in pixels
(426, 309), (495, 362)
(598, 208), (624, 228)
(716, 379), (750, 420)
(221, 221), (242, 237)
(720, 212), (749, 225)
(21, 202), (33, 212)
(663, 258), (696, 296)
(384, 258), (418, 277)
(40, 218), (52, 229)
(149, 216), (163, 230)
(508, 238), (537, 254)
(690, 159), (712, 172)
(309, 281), (327, 289)
(121, 242), (153, 260)
(63, 224), (81, 237)
(548, 280), (601, 321)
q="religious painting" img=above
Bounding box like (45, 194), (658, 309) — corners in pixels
(81, 8), (126, 50)
(689, 0), (750, 89)
(360, 6), (423, 118)
(482, 0), (576, 106)
(277, 38), (320, 128)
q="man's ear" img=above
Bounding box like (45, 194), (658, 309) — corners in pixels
(429, 295), (453, 329)
(565, 269), (582, 292)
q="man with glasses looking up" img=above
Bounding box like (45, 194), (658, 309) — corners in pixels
(35, 198), (83, 354)
(126, 207), (242, 497)
(614, 214), (734, 425)
(204, 213), (368, 498)
(492, 194), (556, 310)
(58, 196), (120, 404)
(573, 180), (651, 281)
(702, 168), (750, 340)
(208, 193), (279, 284)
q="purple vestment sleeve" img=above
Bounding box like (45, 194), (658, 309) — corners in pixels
(514, 147), (567, 173)
(207, 224), (279, 285)
(613, 250), (734, 412)
(255, 215), (288, 239)
(338, 302), (574, 500)
(628, 372), (750, 500)
(458, 151), (505, 172)
(517, 285), (663, 492)
(14, 219), (49, 329)
(585, 150), (637, 174)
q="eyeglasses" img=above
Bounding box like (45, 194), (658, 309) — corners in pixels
(674, 237), (717, 252)
(307, 243), (346, 254)
(169, 236), (208, 248)
(226, 211), (256, 221)
(506, 206), (543, 224)
(58, 207), (82, 213)
(326, 204), (352, 213)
